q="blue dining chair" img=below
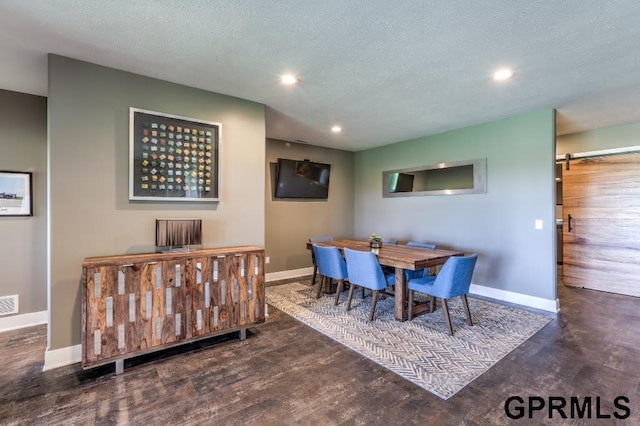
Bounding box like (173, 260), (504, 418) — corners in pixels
(407, 253), (478, 335)
(343, 248), (395, 321)
(382, 238), (398, 245)
(407, 241), (436, 249)
(312, 244), (349, 304)
(405, 241), (437, 280)
(309, 236), (333, 287)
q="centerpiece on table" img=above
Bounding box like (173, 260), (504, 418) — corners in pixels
(369, 233), (383, 251)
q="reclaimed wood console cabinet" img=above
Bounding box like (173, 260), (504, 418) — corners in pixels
(81, 246), (265, 373)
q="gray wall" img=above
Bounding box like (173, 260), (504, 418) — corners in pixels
(265, 139), (355, 273)
(48, 56), (265, 350)
(557, 121), (640, 154)
(354, 109), (557, 301)
(0, 90), (47, 315)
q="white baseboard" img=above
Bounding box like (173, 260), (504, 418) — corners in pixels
(266, 267), (313, 282)
(470, 283), (559, 312)
(43, 344), (82, 371)
(0, 310), (47, 333)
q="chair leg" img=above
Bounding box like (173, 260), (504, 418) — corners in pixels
(334, 279), (344, 306)
(326, 278), (334, 294)
(361, 287), (366, 299)
(346, 283), (356, 311)
(407, 290), (414, 320)
(312, 265), (318, 286)
(441, 299), (454, 336)
(369, 290), (379, 321)
(429, 295), (436, 312)
(315, 276), (325, 299)
(462, 294), (473, 326)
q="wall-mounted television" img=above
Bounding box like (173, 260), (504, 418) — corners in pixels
(274, 158), (331, 199)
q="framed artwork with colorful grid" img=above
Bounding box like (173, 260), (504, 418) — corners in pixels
(129, 108), (220, 202)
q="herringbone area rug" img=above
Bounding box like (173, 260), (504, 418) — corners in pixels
(266, 282), (553, 399)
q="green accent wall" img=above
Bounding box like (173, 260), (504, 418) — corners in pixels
(354, 109), (557, 300)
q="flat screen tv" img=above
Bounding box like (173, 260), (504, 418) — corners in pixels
(275, 158), (331, 199)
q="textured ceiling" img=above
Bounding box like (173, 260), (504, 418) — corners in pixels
(1, 1), (640, 151)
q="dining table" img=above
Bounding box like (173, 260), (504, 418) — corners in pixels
(306, 239), (464, 321)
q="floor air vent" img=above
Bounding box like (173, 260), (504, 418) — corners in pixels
(0, 295), (18, 316)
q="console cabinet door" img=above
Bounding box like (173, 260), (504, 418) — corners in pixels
(209, 254), (237, 332)
(207, 255), (224, 333)
(186, 256), (212, 338)
(156, 258), (186, 345)
(84, 263), (144, 365)
(84, 265), (110, 365)
(139, 259), (188, 348)
(122, 263), (142, 354)
(242, 251), (265, 325)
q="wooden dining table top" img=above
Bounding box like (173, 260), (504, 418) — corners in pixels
(307, 239), (464, 271)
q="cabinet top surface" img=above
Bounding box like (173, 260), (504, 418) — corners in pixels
(83, 246), (264, 266)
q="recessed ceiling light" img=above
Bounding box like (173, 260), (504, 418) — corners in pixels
(280, 74), (298, 85)
(331, 125), (342, 133)
(493, 69), (514, 81)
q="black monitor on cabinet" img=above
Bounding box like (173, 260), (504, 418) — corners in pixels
(155, 218), (202, 251)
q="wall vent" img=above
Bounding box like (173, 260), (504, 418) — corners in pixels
(0, 295), (18, 316)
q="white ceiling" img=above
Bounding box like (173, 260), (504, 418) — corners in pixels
(1, 1), (640, 151)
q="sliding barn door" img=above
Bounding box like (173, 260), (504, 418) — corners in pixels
(562, 153), (640, 297)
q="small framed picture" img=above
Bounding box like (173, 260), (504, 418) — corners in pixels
(0, 171), (33, 216)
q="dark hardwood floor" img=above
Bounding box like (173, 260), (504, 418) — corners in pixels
(1, 276), (639, 425)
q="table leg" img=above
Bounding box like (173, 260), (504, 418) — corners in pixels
(394, 267), (407, 321)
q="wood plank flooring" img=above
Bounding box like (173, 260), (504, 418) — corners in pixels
(1, 276), (640, 425)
